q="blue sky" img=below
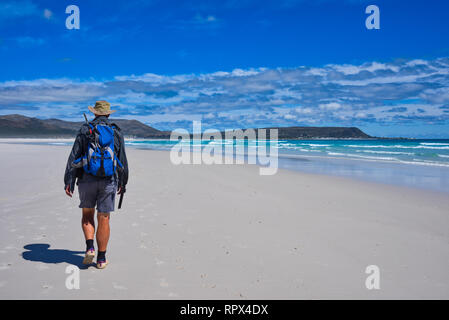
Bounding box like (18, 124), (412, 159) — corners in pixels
(1, 0), (449, 138)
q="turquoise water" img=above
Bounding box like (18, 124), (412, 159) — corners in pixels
(127, 139), (449, 167)
(126, 138), (449, 193)
(276, 139), (449, 167)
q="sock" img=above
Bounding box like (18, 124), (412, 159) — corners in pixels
(86, 239), (94, 251)
(97, 251), (106, 262)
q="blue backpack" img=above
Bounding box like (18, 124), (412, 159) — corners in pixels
(73, 123), (123, 177)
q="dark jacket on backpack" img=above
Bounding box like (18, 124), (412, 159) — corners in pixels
(64, 115), (129, 192)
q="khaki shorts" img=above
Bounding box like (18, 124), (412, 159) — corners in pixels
(78, 174), (117, 212)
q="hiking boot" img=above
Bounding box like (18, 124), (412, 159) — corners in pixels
(96, 259), (108, 269)
(83, 248), (95, 265)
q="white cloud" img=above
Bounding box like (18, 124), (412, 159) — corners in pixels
(295, 107), (313, 114)
(354, 112), (369, 119)
(230, 68), (260, 77)
(419, 87), (449, 104)
(305, 67), (327, 76)
(43, 8), (52, 19)
(194, 14), (218, 24)
(14, 36), (45, 47)
(327, 62), (399, 75)
(114, 73), (195, 84)
(406, 59), (428, 67)
(319, 102), (342, 111)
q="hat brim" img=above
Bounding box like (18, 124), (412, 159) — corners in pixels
(88, 106), (116, 115)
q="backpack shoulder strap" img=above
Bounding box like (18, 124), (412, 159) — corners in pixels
(109, 122), (121, 132)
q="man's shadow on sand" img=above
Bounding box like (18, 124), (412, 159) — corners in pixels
(22, 244), (88, 269)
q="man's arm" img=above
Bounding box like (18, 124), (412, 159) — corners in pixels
(115, 129), (128, 190)
(118, 132), (129, 188)
(64, 129), (86, 193)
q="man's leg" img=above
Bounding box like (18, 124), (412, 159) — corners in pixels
(96, 212), (110, 268)
(95, 177), (115, 268)
(81, 208), (96, 264)
(81, 208), (95, 240)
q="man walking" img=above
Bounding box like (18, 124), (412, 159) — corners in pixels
(64, 101), (128, 269)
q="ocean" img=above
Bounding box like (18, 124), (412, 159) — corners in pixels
(125, 138), (449, 193)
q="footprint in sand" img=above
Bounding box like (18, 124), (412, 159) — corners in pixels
(160, 279), (169, 287)
(36, 264), (49, 271)
(0, 263), (12, 271)
(112, 282), (127, 290)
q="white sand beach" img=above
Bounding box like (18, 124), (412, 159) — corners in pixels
(0, 142), (448, 299)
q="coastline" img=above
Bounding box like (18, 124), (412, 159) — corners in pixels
(0, 142), (449, 299)
(1, 138), (448, 194)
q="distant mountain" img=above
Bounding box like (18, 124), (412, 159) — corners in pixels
(265, 126), (372, 139)
(0, 114), (372, 139)
(0, 114), (170, 138)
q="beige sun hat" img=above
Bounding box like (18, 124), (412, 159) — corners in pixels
(88, 100), (116, 115)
